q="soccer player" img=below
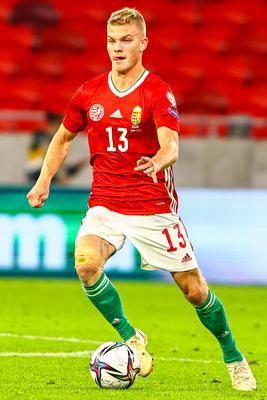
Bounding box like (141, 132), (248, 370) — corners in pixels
(27, 8), (256, 391)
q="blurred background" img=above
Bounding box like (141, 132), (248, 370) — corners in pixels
(0, 0), (267, 283)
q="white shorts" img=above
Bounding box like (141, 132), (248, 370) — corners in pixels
(76, 206), (198, 273)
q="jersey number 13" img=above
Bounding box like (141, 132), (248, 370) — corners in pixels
(106, 127), (128, 152)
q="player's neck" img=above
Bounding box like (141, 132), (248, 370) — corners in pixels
(111, 65), (145, 92)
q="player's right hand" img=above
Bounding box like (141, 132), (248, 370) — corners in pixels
(27, 185), (49, 208)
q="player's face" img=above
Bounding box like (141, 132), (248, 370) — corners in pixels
(107, 22), (147, 74)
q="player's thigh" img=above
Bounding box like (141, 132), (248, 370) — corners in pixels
(76, 206), (125, 252)
(75, 206), (124, 271)
(129, 213), (198, 272)
(75, 234), (116, 267)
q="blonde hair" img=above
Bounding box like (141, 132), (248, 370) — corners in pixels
(107, 8), (146, 36)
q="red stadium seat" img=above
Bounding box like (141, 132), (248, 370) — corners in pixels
(200, 56), (254, 87)
(138, 2), (202, 27)
(149, 24), (196, 56)
(40, 25), (88, 52)
(241, 27), (267, 58)
(0, 79), (41, 109)
(19, 53), (64, 80)
(195, 24), (244, 56)
(0, 23), (34, 49)
(180, 89), (229, 114)
(7, 0), (60, 28)
(245, 84), (267, 116)
(202, 1), (259, 30)
(63, 52), (109, 82)
(0, 0), (18, 21)
(0, 53), (19, 78)
(202, 80), (251, 114)
(40, 80), (82, 113)
(50, 0), (126, 23)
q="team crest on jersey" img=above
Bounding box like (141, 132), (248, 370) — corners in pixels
(166, 91), (177, 107)
(89, 104), (104, 121)
(131, 105), (142, 125)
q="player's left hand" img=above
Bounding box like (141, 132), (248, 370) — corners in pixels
(134, 156), (159, 183)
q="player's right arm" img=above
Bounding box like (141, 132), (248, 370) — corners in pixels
(27, 123), (78, 208)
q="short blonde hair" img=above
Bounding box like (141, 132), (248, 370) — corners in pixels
(107, 7), (146, 36)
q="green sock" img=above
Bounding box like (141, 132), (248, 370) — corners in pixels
(82, 273), (135, 341)
(195, 290), (243, 363)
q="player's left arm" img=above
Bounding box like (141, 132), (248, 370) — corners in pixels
(134, 126), (179, 183)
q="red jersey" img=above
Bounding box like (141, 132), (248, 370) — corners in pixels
(63, 70), (180, 215)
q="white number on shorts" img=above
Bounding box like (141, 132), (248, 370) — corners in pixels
(106, 127), (128, 152)
(162, 224), (186, 253)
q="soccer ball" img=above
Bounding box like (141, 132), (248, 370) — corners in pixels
(90, 341), (140, 389)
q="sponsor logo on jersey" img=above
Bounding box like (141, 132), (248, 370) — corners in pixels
(166, 91), (177, 107)
(110, 109), (123, 118)
(89, 104), (104, 121)
(131, 105), (142, 125)
(168, 106), (180, 120)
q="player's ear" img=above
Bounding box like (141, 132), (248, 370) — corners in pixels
(140, 37), (148, 52)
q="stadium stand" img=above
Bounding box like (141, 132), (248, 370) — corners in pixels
(0, 0), (266, 136)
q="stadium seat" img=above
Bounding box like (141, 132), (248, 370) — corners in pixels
(202, 2), (250, 29)
(0, 23), (34, 50)
(7, 0), (60, 27)
(0, 79), (41, 109)
(180, 89), (229, 114)
(200, 55), (254, 87)
(0, 53), (19, 78)
(245, 84), (267, 116)
(63, 53), (109, 82)
(140, 2), (202, 27)
(0, 0), (18, 21)
(242, 26), (267, 58)
(150, 24), (196, 56)
(19, 53), (64, 80)
(40, 25), (88, 52)
(50, 0), (126, 23)
(195, 25), (243, 56)
(202, 80), (251, 114)
(40, 80), (83, 113)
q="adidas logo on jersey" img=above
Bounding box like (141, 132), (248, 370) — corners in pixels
(110, 109), (123, 118)
(181, 253), (192, 263)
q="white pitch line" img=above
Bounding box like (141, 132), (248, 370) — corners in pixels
(159, 357), (221, 363)
(0, 351), (92, 357)
(0, 352), (217, 360)
(0, 352), (222, 361)
(0, 333), (265, 365)
(0, 333), (102, 345)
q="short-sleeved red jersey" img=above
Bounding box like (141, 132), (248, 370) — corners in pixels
(63, 70), (180, 215)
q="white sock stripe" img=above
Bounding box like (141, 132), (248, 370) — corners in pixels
(205, 295), (216, 311)
(202, 293), (216, 311)
(196, 292), (216, 311)
(82, 275), (108, 295)
(86, 279), (110, 298)
(89, 275), (108, 293)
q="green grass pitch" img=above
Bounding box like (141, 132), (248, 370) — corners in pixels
(0, 278), (266, 400)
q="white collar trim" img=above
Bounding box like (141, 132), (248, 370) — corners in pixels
(108, 70), (149, 97)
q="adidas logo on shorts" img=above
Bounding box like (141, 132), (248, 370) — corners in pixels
(181, 253), (192, 263)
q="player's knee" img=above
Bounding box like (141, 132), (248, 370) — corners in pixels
(76, 264), (101, 280)
(75, 246), (104, 282)
(185, 285), (208, 306)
